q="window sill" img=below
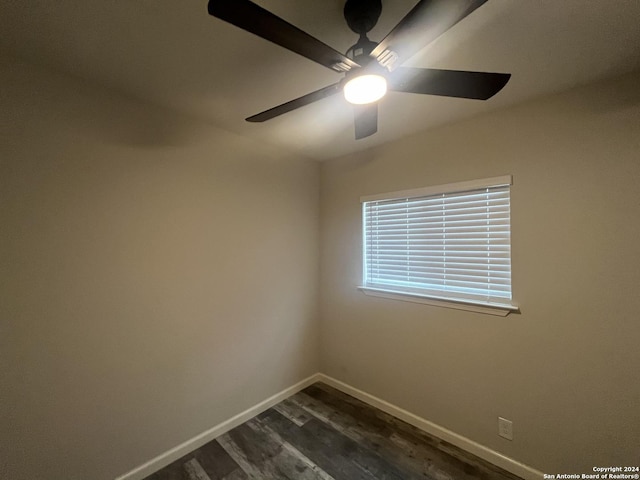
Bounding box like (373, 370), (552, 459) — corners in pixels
(358, 287), (519, 317)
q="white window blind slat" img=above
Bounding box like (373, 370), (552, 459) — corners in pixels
(369, 191), (509, 209)
(370, 262), (510, 278)
(370, 199), (509, 214)
(372, 224), (511, 233)
(369, 205), (509, 220)
(366, 264), (513, 278)
(387, 274), (512, 285)
(363, 182), (512, 306)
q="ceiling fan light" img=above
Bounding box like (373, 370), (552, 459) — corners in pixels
(343, 74), (387, 105)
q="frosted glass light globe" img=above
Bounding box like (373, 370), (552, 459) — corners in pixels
(343, 74), (387, 105)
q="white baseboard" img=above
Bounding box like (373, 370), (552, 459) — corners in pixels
(116, 372), (542, 480)
(317, 374), (543, 480)
(115, 373), (321, 480)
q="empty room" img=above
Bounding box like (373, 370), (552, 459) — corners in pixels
(1, 1), (639, 479)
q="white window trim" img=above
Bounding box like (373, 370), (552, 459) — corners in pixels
(360, 175), (518, 316)
(358, 286), (518, 317)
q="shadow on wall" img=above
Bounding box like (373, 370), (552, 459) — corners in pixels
(1, 58), (212, 149)
(585, 70), (640, 115)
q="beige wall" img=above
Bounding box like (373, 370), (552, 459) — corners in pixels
(319, 72), (640, 473)
(0, 59), (320, 480)
(3, 53), (639, 480)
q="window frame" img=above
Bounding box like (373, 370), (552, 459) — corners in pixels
(359, 175), (518, 316)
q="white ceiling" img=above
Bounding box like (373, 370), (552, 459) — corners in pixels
(2, 0), (639, 160)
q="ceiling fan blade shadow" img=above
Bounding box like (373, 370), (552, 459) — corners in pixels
(354, 103), (378, 139)
(370, 0), (488, 68)
(208, 0), (359, 72)
(388, 67), (510, 100)
(246, 82), (342, 122)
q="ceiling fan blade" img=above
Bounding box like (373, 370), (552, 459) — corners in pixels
(246, 82), (342, 122)
(354, 103), (378, 140)
(388, 67), (510, 100)
(208, 0), (359, 73)
(370, 0), (488, 69)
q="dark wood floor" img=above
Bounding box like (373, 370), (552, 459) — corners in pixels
(145, 383), (521, 480)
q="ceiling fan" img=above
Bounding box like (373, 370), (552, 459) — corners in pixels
(207, 0), (511, 140)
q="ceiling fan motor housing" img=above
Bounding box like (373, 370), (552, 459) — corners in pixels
(346, 37), (378, 65)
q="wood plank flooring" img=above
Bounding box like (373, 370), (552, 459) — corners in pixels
(144, 383), (522, 480)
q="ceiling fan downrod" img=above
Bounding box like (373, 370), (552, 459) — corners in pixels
(344, 0), (381, 63)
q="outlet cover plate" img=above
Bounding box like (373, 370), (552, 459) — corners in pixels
(498, 416), (513, 440)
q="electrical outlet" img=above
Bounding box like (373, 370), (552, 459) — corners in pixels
(498, 417), (513, 440)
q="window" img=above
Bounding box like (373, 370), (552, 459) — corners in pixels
(360, 176), (516, 316)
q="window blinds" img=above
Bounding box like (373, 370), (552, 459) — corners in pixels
(362, 182), (512, 306)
